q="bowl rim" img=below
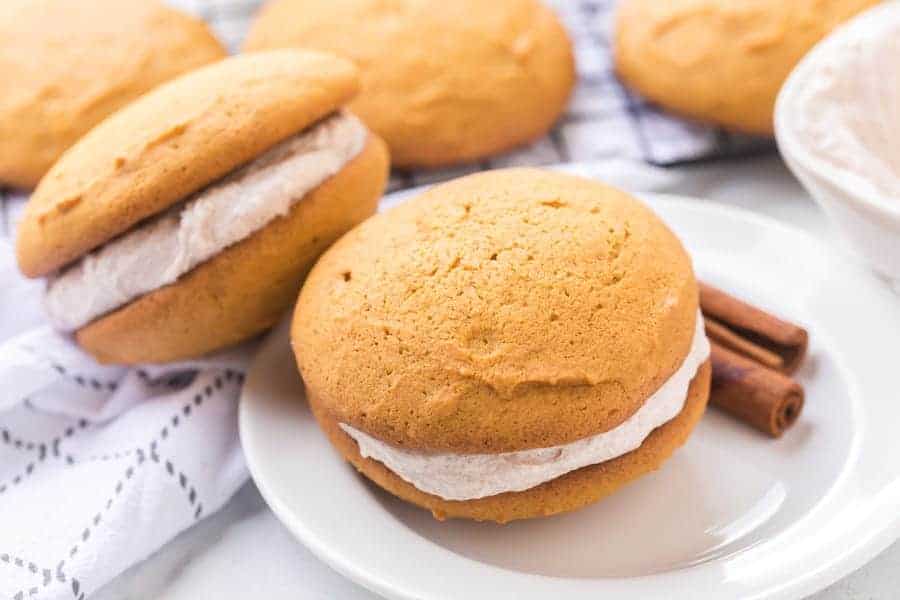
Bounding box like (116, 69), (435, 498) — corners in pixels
(774, 0), (900, 224)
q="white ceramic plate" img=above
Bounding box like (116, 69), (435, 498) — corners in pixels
(240, 185), (900, 600)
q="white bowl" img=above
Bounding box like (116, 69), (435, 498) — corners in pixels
(775, 1), (900, 294)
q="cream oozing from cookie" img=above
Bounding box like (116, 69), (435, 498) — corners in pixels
(44, 112), (367, 331)
(341, 311), (710, 501)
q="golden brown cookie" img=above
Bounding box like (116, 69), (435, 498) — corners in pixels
(294, 168), (699, 453)
(613, 0), (879, 134)
(0, 0), (226, 189)
(312, 361), (711, 523)
(17, 50), (361, 278)
(243, 0), (575, 168)
(292, 168), (709, 522)
(16, 51), (390, 364)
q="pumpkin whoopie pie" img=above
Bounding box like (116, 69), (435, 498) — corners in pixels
(17, 50), (390, 364)
(292, 168), (711, 523)
(243, 0), (575, 168)
(0, 0), (227, 189)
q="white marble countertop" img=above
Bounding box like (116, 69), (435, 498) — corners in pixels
(91, 156), (898, 599)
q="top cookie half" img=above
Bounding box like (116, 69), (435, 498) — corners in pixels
(16, 50), (360, 278)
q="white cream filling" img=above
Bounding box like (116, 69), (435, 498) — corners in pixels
(341, 312), (710, 501)
(44, 112), (368, 331)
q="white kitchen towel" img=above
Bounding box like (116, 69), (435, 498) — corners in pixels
(0, 325), (249, 600)
(0, 232), (250, 600)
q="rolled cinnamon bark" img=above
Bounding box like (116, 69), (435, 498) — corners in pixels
(703, 316), (784, 370)
(700, 283), (808, 374)
(709, 341), (804, 438)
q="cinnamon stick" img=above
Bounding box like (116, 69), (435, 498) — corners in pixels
(700, 283), (808, 374)
(703, 316), (784, 370)
(708, 341), (804, 437)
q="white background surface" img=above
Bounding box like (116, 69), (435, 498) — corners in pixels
(90, 155), (899, 599)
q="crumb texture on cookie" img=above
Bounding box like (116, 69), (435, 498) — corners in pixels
(16, 50), (361, 278)
(0, 0), (226, 189)
(244, 0), (575, 167)
(614, 0), (879, 134)
(77, 136), (389, 365)
(293, 168), (699, 454)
